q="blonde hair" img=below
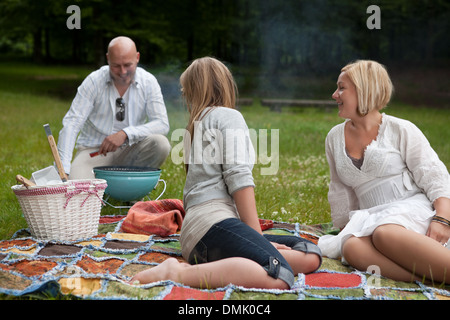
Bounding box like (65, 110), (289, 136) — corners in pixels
(341, 60), (393, 116)
(180, 57), (237, 172)
(180, 57), (237, 142)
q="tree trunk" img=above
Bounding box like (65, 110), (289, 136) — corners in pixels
(32, 28), (43, 63)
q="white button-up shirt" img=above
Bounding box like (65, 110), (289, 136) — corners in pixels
(57, 65), (169, 174)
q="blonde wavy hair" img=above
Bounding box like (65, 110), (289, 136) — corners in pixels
(341, 60), (394, 116)
(180, 57), (237, 140)
(180, 57), (237, 171)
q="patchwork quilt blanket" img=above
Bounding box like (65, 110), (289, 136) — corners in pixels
(1, 215), (449, 300)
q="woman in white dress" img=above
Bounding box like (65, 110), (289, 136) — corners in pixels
(318, 60), (450, 284)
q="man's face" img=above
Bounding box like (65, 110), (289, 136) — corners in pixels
(107, 48), (140, 87)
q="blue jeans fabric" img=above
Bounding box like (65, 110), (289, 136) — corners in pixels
(187, 218), (322, 288)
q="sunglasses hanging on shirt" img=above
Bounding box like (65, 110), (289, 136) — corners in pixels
(116, 98), (125, 121)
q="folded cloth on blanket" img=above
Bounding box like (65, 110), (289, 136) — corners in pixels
(121, 199), (185, 237)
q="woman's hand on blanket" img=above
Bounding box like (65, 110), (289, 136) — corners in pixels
(271, 242), (291, 250)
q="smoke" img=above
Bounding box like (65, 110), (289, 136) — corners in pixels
(249, 0), (354, 100)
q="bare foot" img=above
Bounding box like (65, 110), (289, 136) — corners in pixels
(130, 258), (184, 284)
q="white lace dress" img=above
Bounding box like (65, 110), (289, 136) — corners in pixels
(318, 114), (450, 259)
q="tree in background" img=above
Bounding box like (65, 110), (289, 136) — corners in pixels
(0, 0), (449, 75)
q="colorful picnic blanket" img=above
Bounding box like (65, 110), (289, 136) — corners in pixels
(1, 214), (449, 300)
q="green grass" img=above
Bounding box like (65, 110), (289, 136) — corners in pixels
(0, 62), (449, 240)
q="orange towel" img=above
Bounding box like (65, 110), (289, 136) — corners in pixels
(121, 199), (185, 237)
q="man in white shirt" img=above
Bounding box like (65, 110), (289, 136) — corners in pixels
(57, 36), (171, 179)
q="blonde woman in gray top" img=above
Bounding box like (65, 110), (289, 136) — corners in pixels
(131, 57), (321, 289)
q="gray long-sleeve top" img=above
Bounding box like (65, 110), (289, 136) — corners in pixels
(183, 107), (255, 210)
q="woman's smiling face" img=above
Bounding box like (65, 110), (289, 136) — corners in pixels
(332, 71), (359, 119)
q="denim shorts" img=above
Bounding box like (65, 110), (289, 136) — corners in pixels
(187, 218), (322, 288)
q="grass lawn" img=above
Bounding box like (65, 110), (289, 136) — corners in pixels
(0, 62), (449, 240)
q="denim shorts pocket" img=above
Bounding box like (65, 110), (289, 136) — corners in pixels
(266, 256), (281, 279)
(188, 240), (208, 265)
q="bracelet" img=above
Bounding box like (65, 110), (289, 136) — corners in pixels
(432, 215), (450, 227)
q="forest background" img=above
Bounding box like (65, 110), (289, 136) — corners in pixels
(1, 0), (449, 104)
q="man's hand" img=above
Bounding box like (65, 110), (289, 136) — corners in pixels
(99, 130), (128, 155)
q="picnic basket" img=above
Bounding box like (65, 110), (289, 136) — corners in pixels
(11, 179), (107, 240)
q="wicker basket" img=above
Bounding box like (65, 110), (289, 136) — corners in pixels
(11, 179), (107, 241)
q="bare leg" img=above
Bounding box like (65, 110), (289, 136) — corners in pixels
(342, 236), (419, 282)
(342, 225), (450, 284)
(372, 224), (450, 284)
(277, 250), (321, 274)
(130, 257), (290, 290)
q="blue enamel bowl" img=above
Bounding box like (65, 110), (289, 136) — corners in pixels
(93, 166), (161, 201)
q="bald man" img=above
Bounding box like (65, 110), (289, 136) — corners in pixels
(57, 36), (171, 180)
